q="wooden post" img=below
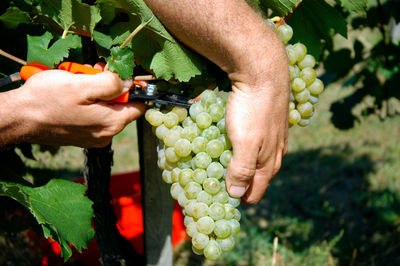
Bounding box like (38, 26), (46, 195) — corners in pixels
(137, 117), (174, 266)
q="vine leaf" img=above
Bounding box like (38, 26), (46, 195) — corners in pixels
(97, 0), (207, 82)
(288, 0), (347, 58)
(0, 7), (30, 29)
(108, 46), (135, 79)
(259, 0), (301, 16)
(339, 0), (368, 13)
(37, 0), (101, 35)
(0, 179), (95, 261)
(27, 31), (81, 67)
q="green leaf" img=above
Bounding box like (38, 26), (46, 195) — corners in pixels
(0, 7), (30, 29)
(0, 179), (95, 261)
(38, 0), (101, 35)
(259, 0), (300, 16)
(27, 31), (81, 67)
(108, 46), (135, 79)
(93, 30), (112, 49)
(97, 0), (206, 82)
(288, 0), (347, 58)
(339, 0), (368, 13)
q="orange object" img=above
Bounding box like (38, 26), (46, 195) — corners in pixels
(110, 80), (146, 103)
(58, 62), (102, 75)
(20, 64), (50, 80)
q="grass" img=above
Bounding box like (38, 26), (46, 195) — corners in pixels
(9, 80), (400, 266)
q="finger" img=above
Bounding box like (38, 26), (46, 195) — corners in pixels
(94, 62), (106, 70)
(110, 101), (147, 122)
(79, 71), (133, 101)
(225, 136), (258, 198)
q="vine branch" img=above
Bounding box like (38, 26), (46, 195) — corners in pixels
(0, 49), (27, 65)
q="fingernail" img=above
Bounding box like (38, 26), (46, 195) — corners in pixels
(229, 186), (247, 198)
(123, 79), (133, 88)
(122, 86), (130, 93)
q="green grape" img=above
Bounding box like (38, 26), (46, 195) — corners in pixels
(213, 191), (229, 204)
(204, 240), (222, 261)
(170, 182), (184, 200)
(291, 77), (306, 92)
(171, 106), (188, 122)
(201, 90), (218, 106)
(227, 219), (240, 235)
(192, 202), (209, 219)
(224, 204), (235, 220)
(193, 168), (207, 184)
(216, 118), (226, 133)
(219, 150), (232, 168)
(177, 155), (193, 169)
(309, 94), (319, 105)
(164, 112), (179, 128)
(185, 199), (197, 217)
(162, 170), (172, 184)
(174, 138), (192, 157)
(196, 216), (215, 235)
(192, 246), (204, 255)
(234, 208), (241, 221)
(208, 202), (225, 221)
(294, 89), (310, 103)
(206, 139), (225, 158)
(177, 191), (189, 207)
(184, 216), (194, 227)
(192, 232), (210, 250)
(289, 101), (296, 111)
(206, 162), (224, 179)
(289, 109), (301, 125)
(217, 236), (235, 252)
(196, 112), (213, 129)
(289, 65), (300, 80)
(218, 134), (232, 150)
(182, 116), (194, 127)
(298, 118), (310, 127)
(192, 136), (207, 154)
(170, 125), (183, 135)
(144, 108), (155, 121)
(228, 196), (241, 208)
(286, 45), (297, 65)
(165, 147), (180, 163)
(203, 178), (221, 195)
(297, 102), (313, 117)
(185, 181), (202, 199)
(197, 190), (213, 205)
(277, 24), (293, 43)
(208, 103), (225, 122)
(171, 168), (181, 183)
(189, 101), (205, 120)
(299, 67), (317, 86)
(193, 152), (212, 169)
(163, 130), (181, 147)
(214, 219), (232, 239)
(146, 109), (164, 126)
(202, 125), (221, 140)
(181, 124), (200, 141)
(186, 221), (198, 237)
(293, 42), (307, 62)
(308, 78), (324, 95)
(179, 168), (194, 187)
(298, 54), (316, 69)
(155, 124), (169, 140)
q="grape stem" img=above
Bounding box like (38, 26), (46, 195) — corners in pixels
(62, 23), (75, 39)
(0, 49), (27, 65)
(104, 15), (155, 71)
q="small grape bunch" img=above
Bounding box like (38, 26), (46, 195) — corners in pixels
(274, 22), (325, 127)
(145, 90), (241, 261)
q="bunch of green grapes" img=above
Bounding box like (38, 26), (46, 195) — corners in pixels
(275, 22), (325, 127)
(145, 90), (241, 261)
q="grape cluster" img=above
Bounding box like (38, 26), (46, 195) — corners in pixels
(145, 90), (241, 261)
(276, 23), (325, 127)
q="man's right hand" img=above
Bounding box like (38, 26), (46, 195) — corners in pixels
(3, 69), (145, 147)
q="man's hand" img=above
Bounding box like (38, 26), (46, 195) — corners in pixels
(2, 70), (145, 147)
(144, 0), (289, 203)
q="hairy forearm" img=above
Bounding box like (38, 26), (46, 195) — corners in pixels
(0, 89), (31, 145)
(143, 0), (288, 89)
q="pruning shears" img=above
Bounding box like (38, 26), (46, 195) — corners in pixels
(0, 62), (192, 108)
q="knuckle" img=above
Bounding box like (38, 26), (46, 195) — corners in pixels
(229, 165), (255, 183)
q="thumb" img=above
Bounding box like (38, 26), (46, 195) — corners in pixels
(80, 71), (133, 101)
(225, 138), (258, 198)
